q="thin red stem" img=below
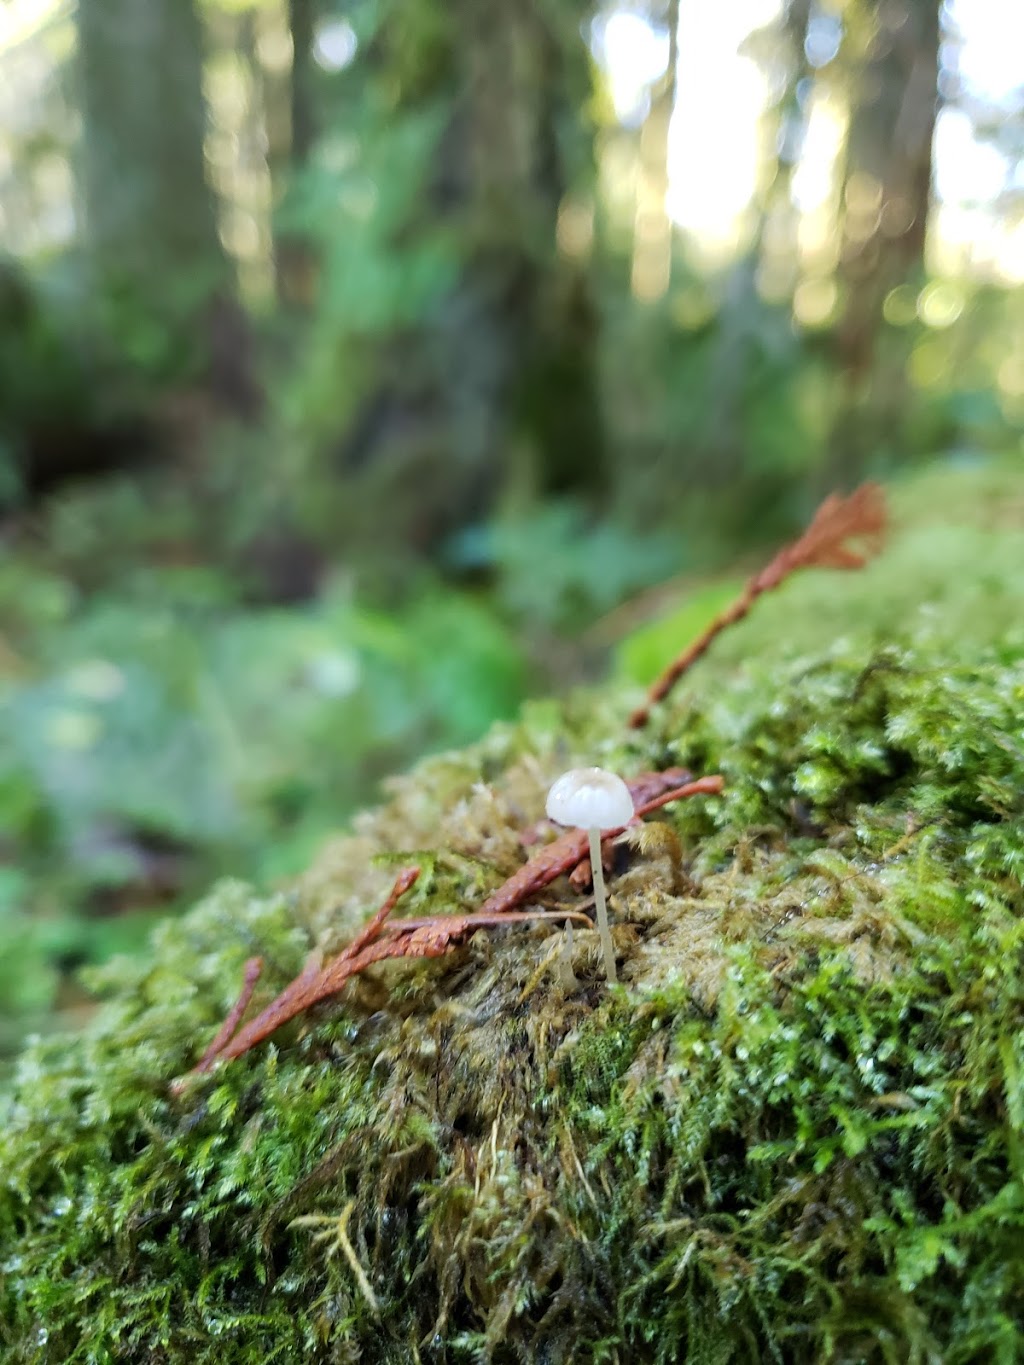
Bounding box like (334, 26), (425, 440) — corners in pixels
(628, 484), (885, 728)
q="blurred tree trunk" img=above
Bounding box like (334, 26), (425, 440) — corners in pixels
(76, 0), (260, 416)
(760, 0), (813, 280)
(339, 0), (605, 557)
(452, 0), (605, 503)
(271, 0), (319, 308)
(288, 0), (317, 166)
(824, 0), (940, 485)
(630, 0), (679, 303)
(693, 0), (811, 499)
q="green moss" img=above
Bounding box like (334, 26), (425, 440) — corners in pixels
(4, 491), (1024, 1361)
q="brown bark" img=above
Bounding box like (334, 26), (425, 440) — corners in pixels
(272, 0), (319, 308)
(826, 0), (940, 484)
(76, 0), (261, 417)
(335, 0), (605, 557)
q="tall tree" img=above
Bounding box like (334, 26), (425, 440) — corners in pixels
(629, 0), (680, 303)
(826, 0), (940, 483)
(288, 0), (317, 169)
(267, 0), (319, 308)
(76, 0), (258, 413)
(327, 0), (606, 559)
(448, 0), (606, 501)
(686, 0), (814, 505)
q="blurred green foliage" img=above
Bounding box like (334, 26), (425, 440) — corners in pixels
(446, 500), (683, 629)
(0, 542), (533, 1061)
(3, 572), (529, 864)
(279, 105), (459, 445)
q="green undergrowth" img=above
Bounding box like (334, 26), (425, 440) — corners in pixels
(3, 546), (1024, 1360)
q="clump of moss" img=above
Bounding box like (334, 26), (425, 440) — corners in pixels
(3, 561), (1024, 1361)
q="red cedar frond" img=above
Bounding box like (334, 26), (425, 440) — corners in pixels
(193, 902), (586, 1071)
(754, 482), (886, 588)
(183, 867), (420, 1081)
(628, 483), (886, 728)
(340, 866), (421, 962)
(184, 955), (264, 1082)
(176, 774), (726, 1080)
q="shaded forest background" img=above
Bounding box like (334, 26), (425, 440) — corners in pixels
(0, 0), (1021, 1063)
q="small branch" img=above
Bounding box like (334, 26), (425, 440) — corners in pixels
(191, 906), (590, 1073)
(377, 909), (593, 936)
(172, 868), (419, 1088)
(631, 774), (724, 816)
(628, 484), (886, 728)
(570, 775), (725, 888)
(342, 866), (422, 961)
(186, 956), (263, 1079)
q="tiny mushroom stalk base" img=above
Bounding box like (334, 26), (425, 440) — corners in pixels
(546, 766), (636, 984)
(588, 825), (616, 983)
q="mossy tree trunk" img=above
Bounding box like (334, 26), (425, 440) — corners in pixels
(76, 0), (260, 415)
(336, 0), (606, 558)
(824, 0), (940, 486)
(271, 0), (319, 309)
(452, 0), (606, 502)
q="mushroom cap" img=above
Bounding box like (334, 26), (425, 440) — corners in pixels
(545, 767), (635, 831)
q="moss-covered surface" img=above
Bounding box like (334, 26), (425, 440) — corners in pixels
(3, 473), (1024, 1363)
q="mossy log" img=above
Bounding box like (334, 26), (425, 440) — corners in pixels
(3, 544), (1024, 1360)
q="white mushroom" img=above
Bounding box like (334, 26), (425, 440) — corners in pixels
(546, 767), (634, 984)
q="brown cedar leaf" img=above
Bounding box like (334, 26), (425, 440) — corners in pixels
(629, 483), (886, 728)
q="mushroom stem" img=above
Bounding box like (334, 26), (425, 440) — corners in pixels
(588, 827), (618, 984)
